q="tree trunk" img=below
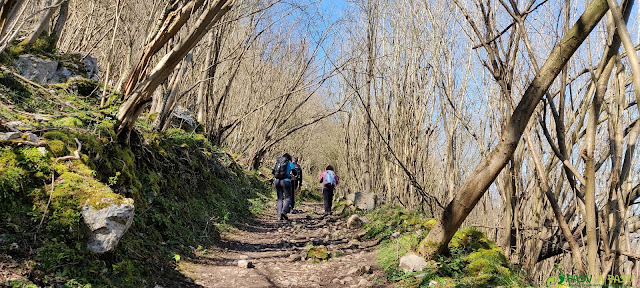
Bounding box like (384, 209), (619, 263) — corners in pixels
(51, 0), (68, 43)
(122, 0), (207, 97)
(23, 0), (64, 46)
(101, 0), (122, 107)
(196, 30), (216, 124)
(418, 0), (609, 258)
(0, 0), (24, 37)
(363, 0), (376, 193)
(117, 0), (234, 143)
(154, 53), (192, 131)
(523, 127), (587, 274)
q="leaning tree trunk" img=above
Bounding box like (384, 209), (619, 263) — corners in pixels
(154, 53), (193, 131)
(122, 0), (206, 97)
(51, 0), (68, 43)
(417, 0), (610, 258)
(0, 0), (25, 36)
(23, 0), (67, 46)
(117, 0), (234, 143)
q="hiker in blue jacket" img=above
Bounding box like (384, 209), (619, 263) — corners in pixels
(272, 153), (296, 221)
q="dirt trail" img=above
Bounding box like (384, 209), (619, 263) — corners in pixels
(182, 202), (390, 288)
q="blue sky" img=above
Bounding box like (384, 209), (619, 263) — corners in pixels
(318, 0), (348, 22)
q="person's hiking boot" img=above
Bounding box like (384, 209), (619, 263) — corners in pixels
(280, 214), (289, 221)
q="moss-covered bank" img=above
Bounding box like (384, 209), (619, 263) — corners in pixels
(359, 206), (530, 288)
(0, 67), (271, 286)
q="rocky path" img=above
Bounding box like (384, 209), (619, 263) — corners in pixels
(181, 202), (390, 288)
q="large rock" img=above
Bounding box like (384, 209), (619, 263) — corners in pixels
(399, 252), (429, 273)
(346, 214), (362, 229)
(0, 131), (21, 141)
(81, 55), (99, 80)
(15, 55), (59, 83)
(15, 54), (99, 84)
(81, 199), (134, 254)
(170, 107), (199, 132)
(346, 192), (377, 211)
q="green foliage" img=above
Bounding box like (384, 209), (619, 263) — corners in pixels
(53, 117), (84, 128)
(2, 125), (272, 286)
(111, 259), (142, 286)
(0, 147), (27, 200)
(0, 71), (30, 95)
(362, 205), (435, 240)
(68, 78), (100, 97)
(367, 207), (527, 287)
(21, 32), (58, 57)
(413, 228), (527, 288)
(436, 247), (467, 279)
(6, 279), (39, 288)
(299, 188), (322, 202)
(449, 227), (495, 252)
(376, 233), (424, 282)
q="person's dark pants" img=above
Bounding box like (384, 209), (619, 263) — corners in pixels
(275, 179), (292, 218)
(290, 180), (298, 209)
(322, 186), (334, 214)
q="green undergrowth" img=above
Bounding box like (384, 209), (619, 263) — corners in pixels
(363, 206), (528, 288)
(0, 65), (272, 286)
(299, 187), (322, 203)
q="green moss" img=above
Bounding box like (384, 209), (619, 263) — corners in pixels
(363, 205), (433, 240)
(47, 139), (68, 157)
(43, 130), (72, 141)
(0, 102), (273, 286)
(53, 171), (127, 209)
(423, 218), (437, 230)
(449, 227), (495, 251)
(307, 247), (329, 261)
(417, 239), (441, 258)
(53, 117), (84, 128)
(0, 148), (26, 200)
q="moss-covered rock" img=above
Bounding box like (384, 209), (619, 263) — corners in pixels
(307, 247), (329, 261)
(47, 139), (67, 157)
(449, 227), (495, 251)
(465, 247), (509, 277)
(53, 171), (127, 209)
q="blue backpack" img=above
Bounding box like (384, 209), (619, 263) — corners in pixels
(323, 170), (336, 187)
